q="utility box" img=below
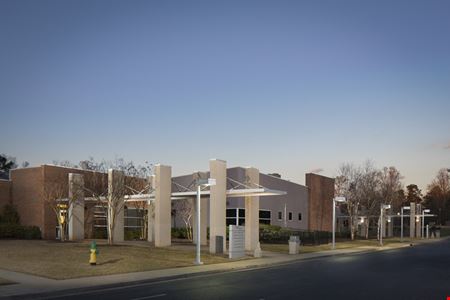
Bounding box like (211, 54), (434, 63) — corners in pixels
(289, 236), (300, 255)
(215, 235), (224, 254)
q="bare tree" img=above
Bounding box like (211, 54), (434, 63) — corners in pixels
(380, 166), (403, 210)
(124, 173), (153, 240)
(82, 171), (108, 239)
(173, 199), (194, 240)
(357, 161), (382, 239)
(105, 169), (127, 245)
(337, 161), (405, 240)
(78, 157), (153, 243)
(41, 174), (75, 242)
(424, 169), (450, 224)
(335, 163), (361, 240)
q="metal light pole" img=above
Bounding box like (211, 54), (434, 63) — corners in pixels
(194, 178), (216, 265)
(400, 206), (410, 242)
(380, 204), (391, 246)
(332, 197), (346, 250)
(421, 209), (430, 239)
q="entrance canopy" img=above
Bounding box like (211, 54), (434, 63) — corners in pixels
(124, 187), (286, 202)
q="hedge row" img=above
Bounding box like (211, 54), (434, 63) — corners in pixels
(259, 224), (350, 245)
(0, 224), (41, 239)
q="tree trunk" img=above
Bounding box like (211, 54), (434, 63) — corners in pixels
(365, 220), (369, 239)
(377, 216), (381, 241)
(107, 204), (115, 245)
(59, 223), (65, 242)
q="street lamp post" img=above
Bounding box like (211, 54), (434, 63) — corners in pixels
(421, 208), (430, 239)
(195, 178), (216, 265)
(332, 197), (346, 250)
(400, 206), (410, 242)
(380, 204), (391, 246)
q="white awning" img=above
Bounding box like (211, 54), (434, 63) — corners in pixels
(123, 188), (286, 202)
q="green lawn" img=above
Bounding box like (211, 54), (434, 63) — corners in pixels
(0, 240), (229, 280)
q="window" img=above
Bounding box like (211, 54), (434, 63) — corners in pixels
(226, 208), (245, 226)
(226, 209), (236, 218)
(278, 211), (283, 220)
(259, 210), (271, 225)
(298, 213), (302, 221)
(288, 212), (293, 221)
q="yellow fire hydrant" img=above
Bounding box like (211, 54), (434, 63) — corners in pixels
(89, 241), (99, 266)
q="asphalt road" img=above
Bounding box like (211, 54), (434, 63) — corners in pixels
(19, 239), (450, 300)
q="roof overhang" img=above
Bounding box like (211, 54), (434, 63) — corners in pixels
(123, 188), (286, 202)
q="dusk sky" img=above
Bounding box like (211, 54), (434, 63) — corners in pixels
(1, 0), (449, 191)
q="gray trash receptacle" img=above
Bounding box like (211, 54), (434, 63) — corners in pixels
(215, 236), (224, 254)
(289, 235), (300, 255)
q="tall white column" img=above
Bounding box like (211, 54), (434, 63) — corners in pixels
(108, 169), (124, 243)
(147, 175), (155, 243)
(388, 218), (393, 237)
(154, 164), (171, 247)
(415, 204), (422, 238)
(245, 167), (260, 251)
(68, 173), (84, 241)
(209, 159), (227, 254)
(410, 202), (416, 238)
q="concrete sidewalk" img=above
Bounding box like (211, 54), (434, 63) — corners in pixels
(0, 238), (441, 298)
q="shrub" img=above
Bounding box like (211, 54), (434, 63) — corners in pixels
(259, 224), (333, 245)
(125, 228), (142, 240)
(171, 227), (191, 239)
(440, 226), (450, 237)
(1, 204), (20, 225)
(0, 224), (41, 239)
(93, 227), (107, 239)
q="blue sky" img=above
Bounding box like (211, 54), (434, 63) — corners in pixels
(1, 0), (449, 191)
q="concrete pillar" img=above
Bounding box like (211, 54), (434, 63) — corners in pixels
(108, 169), (125, 243)
(68, 173), (84, 241)
(193, 197), (208, 245)
(410, 202), (416, 238)
(388, 218), (393, 237)
(416, 204), (422, 238)
(245, 167), (260, 252)
(154, 164), (171, 247)
(209, 159), (227, 254)
(147, 175), (155, 243)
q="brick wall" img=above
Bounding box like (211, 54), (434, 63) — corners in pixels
(306, 173), (335, 232)
(10, 167), (44, 231)
(41, 165), (108, 239)
(10, 165), (109, 239)
(0, 179), (11, 209)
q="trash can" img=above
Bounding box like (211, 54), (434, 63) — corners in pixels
(289, 236), (300, 255)
(215, 235), (224, 254)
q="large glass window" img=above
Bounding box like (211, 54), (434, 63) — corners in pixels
(226, 208), (245, 226)
(259, 210), (271, 225)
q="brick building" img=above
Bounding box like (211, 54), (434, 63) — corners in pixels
(0, 164), (335, 239)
